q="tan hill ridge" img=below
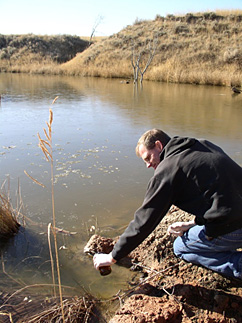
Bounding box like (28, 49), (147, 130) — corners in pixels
(62, 11), (242, 86)
(0, 11), (242, 87)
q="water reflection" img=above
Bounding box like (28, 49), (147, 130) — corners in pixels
(0, 73), (241, 297)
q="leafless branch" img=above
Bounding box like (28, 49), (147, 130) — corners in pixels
(131, 35), (158, 84)
(89, 15), (104, 45)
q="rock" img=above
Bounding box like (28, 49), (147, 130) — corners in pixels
(84, 234), (133, 268)
(83, 234), (115, 255)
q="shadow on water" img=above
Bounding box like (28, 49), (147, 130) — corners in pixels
(0, 224), (134, 301)
(0, 227), (52, 289)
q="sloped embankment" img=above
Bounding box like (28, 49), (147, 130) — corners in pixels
(85, 206), (242, 322)
(62, 11), (242, 86)
(1, 11), (242, 86)
(0, 34), (89, 72)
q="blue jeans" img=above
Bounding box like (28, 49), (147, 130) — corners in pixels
(173, 225), (242, 279)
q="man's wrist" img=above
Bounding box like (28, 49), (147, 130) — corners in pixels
(109, 252), (117, 264)
(188, 219), (196, 226)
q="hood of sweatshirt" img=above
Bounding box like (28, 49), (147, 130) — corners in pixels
(160, 136), (197, 161)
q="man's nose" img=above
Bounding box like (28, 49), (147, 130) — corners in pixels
(146, 162), (152, 168)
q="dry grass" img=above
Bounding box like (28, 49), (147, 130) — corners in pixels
(61, 10), (242, 86)
(0, 10), (242, 86)
(0, 196), (20, 241)
(26, 296), (98, 323)
(80, 36), (107, 42)
(0, 34), (88, 74)
(0, 179), (21, 241)
(0, 287), (101, 323)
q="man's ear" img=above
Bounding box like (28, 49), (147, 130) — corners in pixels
(155, 140), (163, 152)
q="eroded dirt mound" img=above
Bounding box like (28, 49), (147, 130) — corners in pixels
(110, 294), (182, 323)
(84, 206), (242, 322)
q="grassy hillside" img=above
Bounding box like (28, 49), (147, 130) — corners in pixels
(1, 11), (242, 86)
(0, 34), (89, 73)
(62, 11), (242, 86)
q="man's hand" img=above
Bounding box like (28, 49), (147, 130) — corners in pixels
(167, 220), (196, 237)
(93, 252), (116, 270)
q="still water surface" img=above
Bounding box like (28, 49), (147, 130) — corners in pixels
(0, 73), (242, 299)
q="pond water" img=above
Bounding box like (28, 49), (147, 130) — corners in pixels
(0, 73), (242, 299)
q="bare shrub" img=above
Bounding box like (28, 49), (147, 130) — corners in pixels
(223, 47), (242, 66)
(212, 22), (229, 33)
(174, 24), (190, 34)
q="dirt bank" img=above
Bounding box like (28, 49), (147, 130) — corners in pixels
(85, 206), (242, 322)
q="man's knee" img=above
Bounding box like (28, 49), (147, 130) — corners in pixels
(173, 236), (184, 258)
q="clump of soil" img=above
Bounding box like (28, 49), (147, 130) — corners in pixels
(84, 206), (242, 322)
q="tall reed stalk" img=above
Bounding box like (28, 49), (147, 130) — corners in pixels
(25, 97), (64, 321)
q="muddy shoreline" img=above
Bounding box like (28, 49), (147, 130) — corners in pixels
(85, 206), (242, 322)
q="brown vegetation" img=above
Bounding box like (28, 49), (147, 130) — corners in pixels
(0, 178), (22, 242)
(0, 34), (89, 74)
(0, 193), (20, 241)
(0, 11), (242, 86)
(0, 289), (102, 322)
(62, 10), (242, 86)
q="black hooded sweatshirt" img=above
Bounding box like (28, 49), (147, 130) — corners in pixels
(112, 136), (242, 261)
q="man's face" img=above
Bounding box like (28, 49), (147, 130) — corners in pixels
(138, 141), (163, 170)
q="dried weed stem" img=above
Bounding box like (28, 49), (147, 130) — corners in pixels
(26, 97), (65, 320)
(39, 97), (65, 321)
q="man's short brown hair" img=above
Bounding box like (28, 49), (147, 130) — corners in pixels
(135, 129), (171, 156)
